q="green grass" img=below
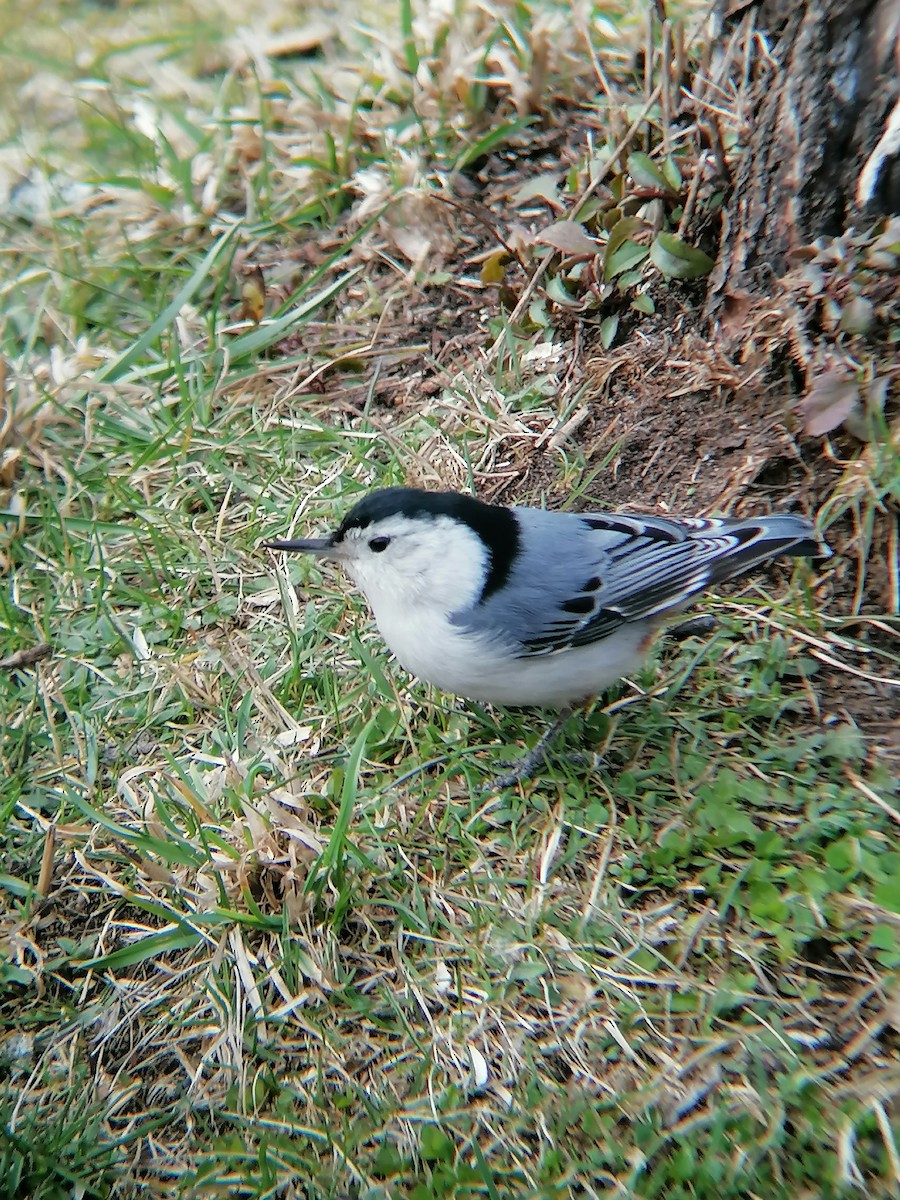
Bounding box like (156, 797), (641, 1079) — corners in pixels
(1, 1), (899, 1197)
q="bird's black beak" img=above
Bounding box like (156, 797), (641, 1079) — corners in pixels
(264, 535), (338, 556)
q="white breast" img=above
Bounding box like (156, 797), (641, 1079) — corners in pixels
(372, 604), (654, 709)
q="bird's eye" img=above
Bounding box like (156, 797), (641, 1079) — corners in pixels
(368, 535), (391, 553)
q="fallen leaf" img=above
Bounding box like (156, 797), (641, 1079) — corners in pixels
(512, 175), (561, 207)
(392, 227), (431, 265)
(131, 626), (152, 662)
(230, 24), (333, 66)
(842, 376), (888, 441)
(265, 26), (333, 56)
(240, 265), (266, 324)
(718, 289), (755, 341)
(468, 1043), (489, 1089)
(481, 249), (511, 285)
(0, 447), (21, 488)
(534, 220), (599, 257)
(600, 314), (619, 348)
(799, 366), (861, 436)
(839, 295), (875, 335)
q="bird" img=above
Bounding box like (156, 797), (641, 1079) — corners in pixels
(265, 486), (828, 788)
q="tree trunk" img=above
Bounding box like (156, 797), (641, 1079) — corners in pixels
(706, 0), (900, 317)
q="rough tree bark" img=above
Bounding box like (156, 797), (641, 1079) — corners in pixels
(706, 0), (900, 318)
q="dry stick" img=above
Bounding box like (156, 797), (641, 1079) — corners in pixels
(575, 7), (627, 156)
(661, 19), (672, 158)
(674, 20), (687, 92)
(726, 602), (900, 687)
(577, 8), (618, 107)
(681, 6), (753, 237)
(872, 1101), (900, 1185)
(37, 824), (56, 898)
(645, 6), (655, 149)
(580, 793), (618, 928)
(431, 192), (525, 264)
(845, 769), (900, 828)
(676, 148), (707, 239)
(888, 506), (899, 613)
(0, 642), (52, 670)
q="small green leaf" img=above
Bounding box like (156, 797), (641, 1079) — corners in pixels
(825, 838), (858, 873)
(874, 878), (900, 914)
(747, 881), (787, 921)
(617, 268), (646, 290)
(662, 156), (683, 191)
(372, 1142), (405, 1177)
(420, 1124), (455, 1163)
(631, 292), (655, 314)
(544, 274), (579, 308)
(627, 152), (677, 194)
(508, 959), (547, 981)
(0, 872), (34, 898)
(600, 314), (619, 348)
(650, 232), (715, 279)
(870, 924), (899, 951)
(601, 206), (623, 231)
(605, 216), (644, 257)
(528, 297), (551, 328)
(755, 831), (785, 859)
(604, 239), (649, 279)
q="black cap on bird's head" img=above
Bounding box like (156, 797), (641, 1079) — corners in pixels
(264, 488), (460, 556)
(264, 486), (521, 598)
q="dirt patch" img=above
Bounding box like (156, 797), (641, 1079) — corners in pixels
(578, 329), (811, 515)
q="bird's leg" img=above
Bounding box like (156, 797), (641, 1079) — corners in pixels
(489, 705), (575, 791)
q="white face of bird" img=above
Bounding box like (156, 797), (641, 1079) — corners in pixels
(287, 513), (491, 616)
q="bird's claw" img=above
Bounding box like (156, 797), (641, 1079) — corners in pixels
(486, 756), (543, 792)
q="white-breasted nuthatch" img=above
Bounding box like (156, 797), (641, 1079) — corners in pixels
(266, 487), (828, 787)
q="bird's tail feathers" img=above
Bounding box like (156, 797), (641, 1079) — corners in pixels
(703, 516), (830, 590)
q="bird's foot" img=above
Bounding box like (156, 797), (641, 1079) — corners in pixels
(486, 706), (575, 792)
(488, 745), (553, 791)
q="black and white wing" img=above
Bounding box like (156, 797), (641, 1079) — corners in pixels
(471, 509), (824, 658)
